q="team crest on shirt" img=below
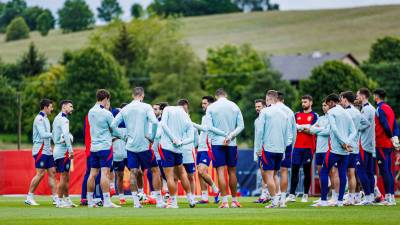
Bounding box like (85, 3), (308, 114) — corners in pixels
(307, 116), (312, 121)
(297, 117), (301, 120)
(66, 164), (70, 170)
(40, 161), (44, 167)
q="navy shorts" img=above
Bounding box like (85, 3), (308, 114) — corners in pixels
(113, 158), (128, 172)
(348, 154), (357, 168)
(160, 149), (183, 167)
(260, 151), (283, 171)
(127, 150), (157, 169)
(184, 163), (196, 174)
(292, 148), (313, 165)
(55, 157), (71, 173)
(196, 151), (211, 167)
(315, 152), (326, 166)
(211, 145), (238, 168)
(281, 145), (292, 168)
(33, 154), (55, 169)
(90, 150), (113, 168)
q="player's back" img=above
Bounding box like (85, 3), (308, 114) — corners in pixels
(88, 104), (113, 152)
(120, 100), (154, 151)
(327, 105), (355, 155)
(160, 106), (193, 152)
(345, 105), (363, 153)
(257, 105), (288, 153)
(32, 112), (52, 155)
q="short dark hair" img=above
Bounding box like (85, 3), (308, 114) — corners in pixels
(255, 99), (266, 106)
(266, 90), (278, 99)
(373, 88), (386, 99)
(120, 103), (128, 108)
(301, 94), (313, 101)
(60, 100), (73, 108)
(202, 96), (215, 104)
(133, 87), (144, 97)
(358, 88), (370, 98)
(177, 99), (189, 107)
(277, 91), (284, 101)
(40, 99), (53, 110)
(325, 93), (340, 103)
(215, 88), (227, 97)
(158, 102), (169, 111)
(340, 91), (355, 103)
(96, 89), (110, 101)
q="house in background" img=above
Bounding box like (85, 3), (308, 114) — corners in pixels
(269, 51), (359, 86)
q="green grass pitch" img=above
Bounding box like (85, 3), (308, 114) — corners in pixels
(0, 196), (399, 225)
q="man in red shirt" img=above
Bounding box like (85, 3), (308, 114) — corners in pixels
(373, 89), (399, 205)
(287, 95), (318, 203)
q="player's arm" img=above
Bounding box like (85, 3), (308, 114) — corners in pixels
(328, 113), (349, 146)
(359, 113), (371, 132)
(377, 107), (394, 138)
(110, 112), (126, 141)
(159, 108), (178, 143)
(204, 109), (228, 137)
(310, 118), (330, 136)
(146, 106), (160, 142)
(254, 111), (266, 154)
(192, 122), (207, 132)
(36, 117), (52, 139)
(226, 108), (245, 141)
(181, 114), (195, 145)
(193, 128), (199, 149)
(61, 118), (73, 155)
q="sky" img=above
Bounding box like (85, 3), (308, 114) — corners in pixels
(15, 0), (400, 22)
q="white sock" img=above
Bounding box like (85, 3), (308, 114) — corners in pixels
(211, 183), (219, 193)
(332, 190), (338, 201)
(232, 197), (237, 202)
(171, 195), (178, 206)
(138, 188), (144, 194)
(64, 196), (71, 202)
(280, 192), (286, 203)
(273, 195), (280, 205)
(186, 193), (194, 203)
(119, 194), (125, 200)
(132, 192), (140, 206)
(222, 196), (228, 203)
(261, 188), (268, 199)
(52, 195), (58, 201)
(201, 191), (208, 201)
(103, 192), (111, 205)
(154, 191), (163, 204)
(27, 192), (34, 200)
(110, 182), (115, 189)
(87, 192), (94, 205)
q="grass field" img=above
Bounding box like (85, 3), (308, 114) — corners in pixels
(1, 5), (400, 64)
(0, 196), (399, 225)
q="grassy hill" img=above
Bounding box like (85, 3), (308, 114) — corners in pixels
(1, 5), (400, 64)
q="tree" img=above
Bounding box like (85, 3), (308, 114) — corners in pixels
(147, 0), (240, 17)
(205, 44), (265, 103)
(239, 68), (297, 141)
(299, 61), (377, 114)
(97, 0), (123, 22)
(17, 42), (47, 77)
(148, 41), (205, 122)
(361, 62), (400, 116)
(58, 0), (95, 33)
(21, 65), (65, 136)
(61, 47), (130, 138)
(5, 16), (29, 41)
(36, 9), (55, 36)
(368, 36), (400, 64)
(0, 74), (17, 132)
(0, 0), (27, 32)
(21, 6), (45, 31)
(131, 3), (144, 19)
(111, 24), (135, 67)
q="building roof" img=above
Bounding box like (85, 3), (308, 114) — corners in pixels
(269, 52), (359, 81)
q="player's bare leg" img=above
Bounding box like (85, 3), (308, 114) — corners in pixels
(176, 165), (196, 208)
(265, 170), (280, 208)
(197, 164), (219, 203)
(129, 168), (142, 207)
(150, 166), (165, 208)
(280, 167), (288, 205)
(216, 166), (228, 207)
(87, 168), (99, 207)
(115, 170), (125, 204)
(25, 168), (45, 206)
(228, 166), (240, 207)
(346, 168), (356, 205)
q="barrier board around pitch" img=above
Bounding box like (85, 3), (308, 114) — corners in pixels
(0, 149), (399, 196)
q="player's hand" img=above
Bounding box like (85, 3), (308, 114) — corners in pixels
(391, 136), (400, 148)
(256, 151), (261, 156)
(344, 144), (353, 152)
(145, 135), (154, 143)
(223, 139), (230, 146)
(69, 153), (74, 159)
